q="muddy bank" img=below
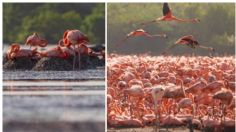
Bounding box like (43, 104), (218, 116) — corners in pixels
(3, 57), (39, 70)
(3, 54), (104, 71)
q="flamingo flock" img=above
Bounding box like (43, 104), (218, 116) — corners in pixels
(107, 54), (235, 131)
(6, 29), (104, 70)
(115, 3), (214, 56)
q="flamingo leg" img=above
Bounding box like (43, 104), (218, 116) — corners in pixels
(212, 101), (215, 119)
(158, 102), (161, 132)
(152, 34), (167, 38)
(140, 19), (156, 26)
(73, 45), (76, 70)
(143, 33), (153, 38)
(223, 105), (226, 131)
(172, 16), (199, 23)
(154, 101), (158, 132)
(78, 50), (81, 70)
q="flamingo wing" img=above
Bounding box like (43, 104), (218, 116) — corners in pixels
(163, 3), (171, 16)
(180, 36), (199, 48)
(180, 35), (194, 40)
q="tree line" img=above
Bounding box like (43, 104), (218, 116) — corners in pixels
(3, 3), (105, 45)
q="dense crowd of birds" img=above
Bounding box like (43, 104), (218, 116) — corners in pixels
(107, 54), (235, 131)
(108, 3), (234, 131)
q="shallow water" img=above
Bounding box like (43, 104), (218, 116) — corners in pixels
(3, 69), (105, 132)
(3, 69), (105, 80)
(4, 94), (105, 122)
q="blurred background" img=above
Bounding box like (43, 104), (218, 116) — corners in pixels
(108, 3), (235, 55)
(3, 3), (105, 45)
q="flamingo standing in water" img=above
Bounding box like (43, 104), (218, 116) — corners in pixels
(115, 29), (167, 47)
(62, 29), (89, 70)
(163, 35), (215, 54)
(141, 3), (200, 26)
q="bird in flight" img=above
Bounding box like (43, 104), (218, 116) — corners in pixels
(115, 29), (167, 47)
(163, 35), (215, 54)
(140, 3), (200, 26)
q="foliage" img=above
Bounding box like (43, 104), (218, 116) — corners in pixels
(3, 3), (105, 44)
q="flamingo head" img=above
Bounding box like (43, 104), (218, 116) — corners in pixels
(58, 39), (64, 47)
(193, 18), (200, 23)
(7, 43), (21, 60)
(151, 86), (165, 101)
(10, 43), (20, 52)
(33, 32), (38, 36)
(26, 32), (38, 45)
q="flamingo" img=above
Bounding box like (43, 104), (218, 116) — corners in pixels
(115, 29), (166, 47)
(213, 89), (234, 117)
(151, 86), (165, 131)
(7, 43), (39, 60)
(213, 89), (234, 126)
(163, 35), (215, 54)
(178, 97), (196, 122)
(140, 3), (200, 26)
(40, 46), (69, 59)
(25, 32), (48, 49)
(62, 29), (89, 70)
(123, 85), (145, 119)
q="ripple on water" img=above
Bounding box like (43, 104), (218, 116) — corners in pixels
(3, 69), (105, 80)
(4, 95), (105, 122)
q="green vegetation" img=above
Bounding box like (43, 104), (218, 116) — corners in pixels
(3, 3), (105, 44)
(108, 3), (235, 55)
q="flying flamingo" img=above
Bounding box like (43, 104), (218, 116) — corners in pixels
(62, 29), (89, 70)
(163, 35), (215, 54)
(140, 3), (200, 26)
(25, 32), (48, 49)
(115, 29), (166, 47)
